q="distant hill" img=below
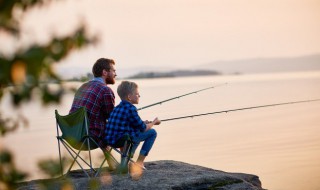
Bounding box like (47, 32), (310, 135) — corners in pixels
(124, 53), (320, 78)
(199, 53), (320, 74)
(127, 69), (220, 79)
(56, 53), (320, 79)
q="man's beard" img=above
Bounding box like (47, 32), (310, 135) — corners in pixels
(105, 77), (115, 84)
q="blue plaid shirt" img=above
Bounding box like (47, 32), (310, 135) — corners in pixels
(104, 100), (146, 145)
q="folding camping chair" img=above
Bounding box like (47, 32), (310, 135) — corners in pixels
(55, 107), (133, 177)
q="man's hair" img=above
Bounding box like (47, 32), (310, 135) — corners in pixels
(92, 58), (115, 77)
(117, 81), (138, 100)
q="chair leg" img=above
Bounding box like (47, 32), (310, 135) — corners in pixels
(63, 141), (96, 170)
(117, 141), (132, 174)
(95, 149), (119, 177)
(86, 138), (94, 175)
(57, 138), (63, 176)
(61, 142), (91, 178)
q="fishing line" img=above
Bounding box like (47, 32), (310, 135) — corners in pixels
(137, 82), (228, 111)
(161, 99), (320, 122)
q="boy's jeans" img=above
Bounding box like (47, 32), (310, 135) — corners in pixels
(131, 129), (157, 156)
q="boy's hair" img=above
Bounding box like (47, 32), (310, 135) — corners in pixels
(92, 58), (115, 77)
(117, 81), (138, 100)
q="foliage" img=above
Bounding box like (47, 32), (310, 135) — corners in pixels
(38, 158), (67, 178)
(0, 149), (27, 190)
(0, 0), (96, 134)
(0, 0), (97, 188)
(0, 0), (48, 34)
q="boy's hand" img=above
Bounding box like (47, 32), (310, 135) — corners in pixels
(153, 117), (161, 125)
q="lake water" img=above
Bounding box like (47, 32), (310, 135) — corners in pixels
(1, 71), (320, 190)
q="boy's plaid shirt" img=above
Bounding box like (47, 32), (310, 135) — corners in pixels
(105, 100), (146, 145)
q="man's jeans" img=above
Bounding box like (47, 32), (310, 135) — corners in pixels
(131, 129), (157, 156)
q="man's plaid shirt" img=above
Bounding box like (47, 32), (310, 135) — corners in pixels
(104, 100), (146, 145)
(70, 78), (115, 147)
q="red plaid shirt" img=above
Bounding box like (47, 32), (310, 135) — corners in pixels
(70, 78), (115, 147)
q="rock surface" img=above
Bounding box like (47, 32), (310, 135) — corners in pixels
(16, 160), (264, 190)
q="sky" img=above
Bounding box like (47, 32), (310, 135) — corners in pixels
(3, 0), (320, 77)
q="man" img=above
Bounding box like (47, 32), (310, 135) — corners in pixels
(70, 58), (117, 166)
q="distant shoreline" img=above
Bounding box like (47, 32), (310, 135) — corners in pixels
(126, 69), (221, 79)
(56, 53), (320, 80)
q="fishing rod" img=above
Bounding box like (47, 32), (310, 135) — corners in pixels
(137, 83), (228, 111)
(161, 99), (320, 122)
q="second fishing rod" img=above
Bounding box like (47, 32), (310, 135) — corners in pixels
(137, 82), (228, 111)
(160, 99), (320, 122)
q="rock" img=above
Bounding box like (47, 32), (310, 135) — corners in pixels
(16, 160), (264, 190)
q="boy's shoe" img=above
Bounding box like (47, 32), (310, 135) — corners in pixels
(129, 162), (144, 180)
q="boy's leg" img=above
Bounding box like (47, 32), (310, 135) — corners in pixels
(136, 155), (146, 166)
(130, 129), (157, 180)
(130, 141), (140, 158)
(132, 129), (157, 160)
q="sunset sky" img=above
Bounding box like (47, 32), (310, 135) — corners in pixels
(3, 0), (320, 77)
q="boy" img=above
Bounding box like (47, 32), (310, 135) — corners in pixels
(104, 81), (161, 175)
